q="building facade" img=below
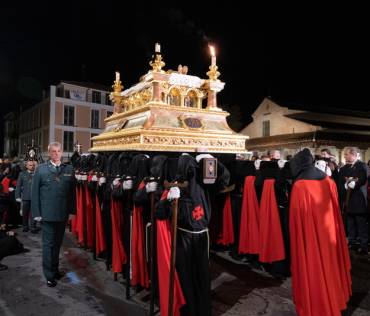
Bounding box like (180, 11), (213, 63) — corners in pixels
(3, 111), (20, 157)
(241, 97), (370, 163)
(19, 81), (113, 159)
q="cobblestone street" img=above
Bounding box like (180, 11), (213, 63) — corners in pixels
(0, 229), (369, 315)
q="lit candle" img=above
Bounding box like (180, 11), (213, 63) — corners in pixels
(155, 42), (161, 53)
(115, 71), (120, 82)
(209, 45), (216, 66)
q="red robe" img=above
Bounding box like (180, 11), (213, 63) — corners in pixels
(156, 189), (186, 316)
(110, 198), (127, 273)
(239, 176), (260, 254)
(84, 183), (94, 249)
(258, 179), (285, 263)
(216, 193), (234, 246)
(71, 186), (80, 235)
(290, 177), (351, 316)
(131, 182), (149, 288)
(131, 203), (149, 288)
(95, 193), (106, 256)
(76, 184), (86, 245)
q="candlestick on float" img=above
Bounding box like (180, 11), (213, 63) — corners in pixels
(111, 71), (123, 114)
(206, 45), (220, 81)
(150, 42), (165, 73)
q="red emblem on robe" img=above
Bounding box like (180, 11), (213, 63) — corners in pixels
(192, 205), (204, 221)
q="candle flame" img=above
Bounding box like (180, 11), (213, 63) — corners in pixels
(209, 45), (215, 57)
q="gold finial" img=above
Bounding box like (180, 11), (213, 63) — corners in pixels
(110, 71), (124, 114)
(149, 42), (165, 73)
(207, 45), (220, 80)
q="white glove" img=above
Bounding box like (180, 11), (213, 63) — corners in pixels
(91, 175), (98, 182)
(325, 167), (332, 177)
(80, 174), (87, 181)
(254, 159), (261, 170)
(277, 159), (287, 169)
(145, 182), (158, 193)
(8, 187), (14, 192)
(112, 178), (121, 187)
(75, 174), (80, 180)
(98, 177), (106, 185)
(167, 187), (180, 200)
(344, 182), (348, 190)
(122, 179), (133, 190)
(348, 181), (355, 189)
(34, 217), (42, 222)
(16, 198), (22, 203)
(195, 154), (213, 163)
(19, 209), (23, 216)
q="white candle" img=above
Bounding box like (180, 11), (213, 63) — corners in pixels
(209, 45), (216, 66)
(155, 43), (161, 53)
(211, 56), (216, 66)
(115, 71), (120, 82)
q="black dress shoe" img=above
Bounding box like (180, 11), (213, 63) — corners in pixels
(55, 270), (66, 280)
(22, 227), (29, 232)
(47, 279), (57, 287)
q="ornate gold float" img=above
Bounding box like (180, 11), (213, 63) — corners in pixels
(90, 44), (248, 153)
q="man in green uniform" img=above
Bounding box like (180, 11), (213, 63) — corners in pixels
(15, 160), (38, 233)
(31, 142), (76, 287)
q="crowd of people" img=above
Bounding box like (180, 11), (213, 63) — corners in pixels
(0, 155), (34, 271)
(0, 144), (368, 316)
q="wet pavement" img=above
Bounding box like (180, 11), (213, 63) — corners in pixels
(0, 229), (147, 316)
(1, 228), (370, 315)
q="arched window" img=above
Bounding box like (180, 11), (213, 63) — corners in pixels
(185, 90), (197, 107)
(168, 88), (181, 106)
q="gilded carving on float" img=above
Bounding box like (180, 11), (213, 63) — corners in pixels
(90, 43), (248, 153)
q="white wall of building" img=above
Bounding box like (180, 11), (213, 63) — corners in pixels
(240, 98), (318, 138)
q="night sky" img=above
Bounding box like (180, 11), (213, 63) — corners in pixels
(1, 3), (369, 135)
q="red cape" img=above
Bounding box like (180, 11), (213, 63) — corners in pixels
(216, 193), (234, 246)
(290, 177), (351, 316)
(71, 186), (80, 235)
(131, 204), (149, 287)
(84, 183), (94, 249)
(76, 184), (86, 245)
(258, 179), (285, 263)
(239, 176), (260, 254)
(110, 199), (127, 273)
(95, 193), (106, 256)
(131, 181), (150, 288)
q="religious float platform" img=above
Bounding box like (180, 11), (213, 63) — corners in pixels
(90, 43), (248, 155)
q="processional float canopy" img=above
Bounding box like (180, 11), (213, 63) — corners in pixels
(90, 43), (248, 154)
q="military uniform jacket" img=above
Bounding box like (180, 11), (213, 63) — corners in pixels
(15, 171), (34, 201)
(31, 161), (76, 221)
